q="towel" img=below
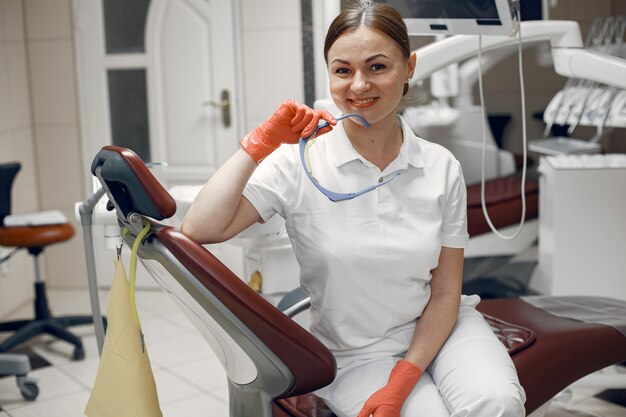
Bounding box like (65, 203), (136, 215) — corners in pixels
(84, 258), (162, 417)
(3, 210), (67, 227)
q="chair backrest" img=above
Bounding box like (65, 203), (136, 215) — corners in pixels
(91, 146), (336, 417)
(0, 162), (21, 224)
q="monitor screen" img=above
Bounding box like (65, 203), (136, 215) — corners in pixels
(380, 0), (518, 36)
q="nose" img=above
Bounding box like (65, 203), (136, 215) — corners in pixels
(351, 71), (369, 94)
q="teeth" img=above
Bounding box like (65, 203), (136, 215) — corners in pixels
(352, 98), (374, 105)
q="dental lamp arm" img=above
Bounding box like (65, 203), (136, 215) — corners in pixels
(410, 20), (626, 90)
(454, 44), (525, 107)
(553, 48), (626, 87)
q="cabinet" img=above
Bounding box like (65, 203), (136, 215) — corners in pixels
(534, 154), (626, 300)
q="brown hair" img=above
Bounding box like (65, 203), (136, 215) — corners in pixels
(323, 1), (411, 63)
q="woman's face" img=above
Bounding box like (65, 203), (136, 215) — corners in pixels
(327, 26), (415, 126)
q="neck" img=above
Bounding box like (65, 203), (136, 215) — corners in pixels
(344, 114), (403, 171)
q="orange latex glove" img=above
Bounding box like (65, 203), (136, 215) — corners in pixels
(240, 100), (336, 163)
(357, 360), (423, 417)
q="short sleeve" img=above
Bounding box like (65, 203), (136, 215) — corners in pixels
(243, 144), (301, 222)
(441, 159), (469, 248)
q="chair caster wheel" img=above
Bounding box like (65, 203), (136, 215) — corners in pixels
(19, 381), (39, 401)
(73, 346), (85, 361)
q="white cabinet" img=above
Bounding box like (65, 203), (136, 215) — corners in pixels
(534, 155), (626, 300)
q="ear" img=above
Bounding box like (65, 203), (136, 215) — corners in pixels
(407, 52), (417, 80)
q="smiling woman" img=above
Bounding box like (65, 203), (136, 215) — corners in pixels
(325, 25), (415, 170)
(321, 1), (416, 172)
(326, 30), (413, 118)
(181, 2), (523, 417)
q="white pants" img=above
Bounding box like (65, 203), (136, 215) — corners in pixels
(316, 299), (526, 417)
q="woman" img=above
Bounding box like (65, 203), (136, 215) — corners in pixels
(182, 1), (525, 416)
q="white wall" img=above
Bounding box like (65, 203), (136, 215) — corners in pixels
(238, 0), (337, 131)
(22, 0), (87, 289)
(239, 0), (306, 131)
(0, 0), (88, 320)
(0, 0), (37, 317)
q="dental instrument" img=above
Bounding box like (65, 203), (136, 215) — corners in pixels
(474, 7), (529, 240)
(532, 15), (626, 156)
(543, 17), (603, 137)
(298, 114), (401, 202)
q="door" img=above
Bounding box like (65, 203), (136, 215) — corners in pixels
(146, 0), (243, 185)
(73, 0), (244, 193)
(73, 0), (244, 287)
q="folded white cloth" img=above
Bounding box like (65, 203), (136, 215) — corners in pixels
(3, 210), (68, 227)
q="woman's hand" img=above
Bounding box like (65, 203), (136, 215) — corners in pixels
(357, 360), (422, 417)
(240, 100), (336, 163)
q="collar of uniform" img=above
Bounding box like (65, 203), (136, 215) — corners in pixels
(397, 115), (425, 169)
(329, 114), (425, 170)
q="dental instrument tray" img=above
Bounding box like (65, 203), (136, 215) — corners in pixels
(528, 137), (601, 156)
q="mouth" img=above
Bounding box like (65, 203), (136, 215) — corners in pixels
(348, 97), (378, 109)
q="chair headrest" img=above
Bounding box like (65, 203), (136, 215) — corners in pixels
(91, 146), (176, 221)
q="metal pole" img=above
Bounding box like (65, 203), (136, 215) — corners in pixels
(79, 187), (107, 355)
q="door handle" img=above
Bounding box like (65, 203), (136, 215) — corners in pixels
(203, 89), (231, 128)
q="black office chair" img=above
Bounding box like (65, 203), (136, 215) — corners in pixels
(0, 353), (39, 401)
(0, 162), (100, 360)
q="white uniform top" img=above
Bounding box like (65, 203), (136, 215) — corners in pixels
(243, 115), (469, 355)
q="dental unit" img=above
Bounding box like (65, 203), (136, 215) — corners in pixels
(81, 145), (626, 417)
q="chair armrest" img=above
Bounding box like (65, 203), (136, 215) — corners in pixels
(278, 287), (311, 318)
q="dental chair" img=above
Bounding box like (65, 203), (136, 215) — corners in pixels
(466, 176), (539, 239)
(462, 174), (540, 263)
(90, 145), (626, 417)
(0, 162), (96, 360)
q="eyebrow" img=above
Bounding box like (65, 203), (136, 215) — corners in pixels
(330, 53), (391, 65)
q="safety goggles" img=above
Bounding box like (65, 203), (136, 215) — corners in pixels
(298, 114), (401, 202)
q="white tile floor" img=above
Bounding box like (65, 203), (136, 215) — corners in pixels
(0, 288), (624, 417)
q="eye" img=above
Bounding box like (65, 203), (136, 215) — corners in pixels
(334, 67), (351, 75)
(371, 63), (386, 71)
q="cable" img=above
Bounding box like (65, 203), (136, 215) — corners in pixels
(476, 7), (528, 240)
(129, 220), (151, 333)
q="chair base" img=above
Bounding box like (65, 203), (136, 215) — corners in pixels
(0, 317), (95, 360)
(0, 281), (105, 360)
(0, 353), (39, 401)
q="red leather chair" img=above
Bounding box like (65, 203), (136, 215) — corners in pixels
(91, 146), (626, 417)
(466, 175), (539, 238)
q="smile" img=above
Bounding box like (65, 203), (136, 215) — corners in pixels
(349, 97), (378, 108)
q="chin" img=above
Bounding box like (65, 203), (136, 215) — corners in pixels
(357, 108), (397, 125)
